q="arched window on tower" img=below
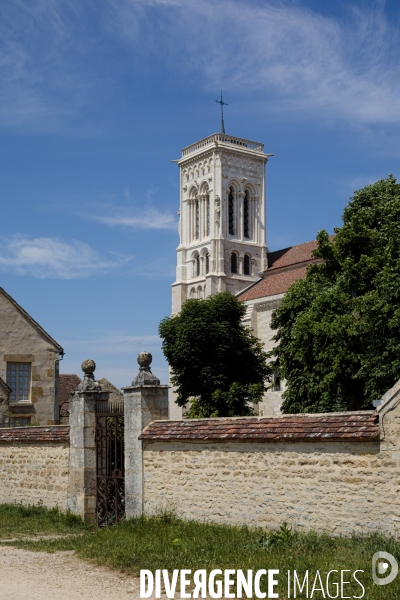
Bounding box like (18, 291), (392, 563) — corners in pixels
(244, 254), (251, 275)
(205, 253), (210, 274)
(228, 187), (234, 235)
(231, 252), (238, 274)
(196, 255), (200, 277)
(243, 190), (249, 238)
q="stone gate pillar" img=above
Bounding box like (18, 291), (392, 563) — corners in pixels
(123, 352), (168, 519)
(67, 360), (109, 522)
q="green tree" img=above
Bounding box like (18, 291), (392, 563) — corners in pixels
(159, 291), (270, 417)
(270, 175), (400, 413)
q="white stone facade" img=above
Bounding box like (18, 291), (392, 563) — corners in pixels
(242, 295), (285, 417)
(171, 133), (272, 313)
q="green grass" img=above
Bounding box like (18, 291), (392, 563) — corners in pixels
(0, 503), (91, 539)
(1, 508), (400, 598)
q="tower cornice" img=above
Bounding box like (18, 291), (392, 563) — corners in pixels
(176, 132), (273, 165)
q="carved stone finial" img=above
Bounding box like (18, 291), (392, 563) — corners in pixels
(131, 352), (160, 386)
(81, 359), (96, 374)
(77, 359), (102, 392)
(138, 352), (152, 368)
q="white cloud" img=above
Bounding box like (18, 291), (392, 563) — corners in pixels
(89, 208), (177, 231)
(105, 0), (400, 125)
(0, 234), (131, 279)
(1, 0), (400, 131)
(0, 0), (93, 132)
(48, 190), (177, 231)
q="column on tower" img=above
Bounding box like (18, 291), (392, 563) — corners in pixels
(209, 195), (211, 238)
(196, 198), (200, 240)
(191, 199), (195, 241)
(234, 190), (239, 238)
(198, 196), (202, 240)
(200, 195), (205, 239)
(233, 190), (238, 240)
(239, 191), (245, 241)
(203, 193), (207, 238)
(188, 200), (192, 243)
(248, 194), (252, 240)
(250, 192), (255, 241)
(255, 196), (260, 244)
(192, 199), (195, 242)
(194, 198), (197, 241)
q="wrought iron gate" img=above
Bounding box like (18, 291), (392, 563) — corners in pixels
(95, 400), (125, 527)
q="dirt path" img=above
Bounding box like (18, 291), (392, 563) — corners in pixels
(0, 545), (290, 600)
(0, 545), (145, 600)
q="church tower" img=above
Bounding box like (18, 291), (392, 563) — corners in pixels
(172, 132), (273, 313)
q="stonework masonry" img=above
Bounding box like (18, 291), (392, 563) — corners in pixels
(242, 294), (285, 417)
(0, 427), (69, 508)
(1, 375), (400, 536)
(0, 288), (63, 427)
(140, 380), (400, 536)
(142, 439), (386, 534)
(124, 385), (168, 519)
(171, 133), (272, 317)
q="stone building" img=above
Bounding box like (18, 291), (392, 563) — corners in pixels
(169, 131), (320, 419)
(0, 287), (64, 427)
(171, 132), (272, 313)
(59, 374), (82, 424)
(237, 239), (321, 416)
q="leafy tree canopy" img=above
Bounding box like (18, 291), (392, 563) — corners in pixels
(159, 291), (269, 417)
(271, 175), (400, 413)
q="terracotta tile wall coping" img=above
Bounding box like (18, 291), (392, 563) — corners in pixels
(0, 425), (70, 443)
(139, 413), (379, 442)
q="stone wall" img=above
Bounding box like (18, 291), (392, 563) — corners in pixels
(140, 393), (400, 535)
(0, 426), (70, 509)
(143, 439), (389, 534)
(241, 294), (285, 417)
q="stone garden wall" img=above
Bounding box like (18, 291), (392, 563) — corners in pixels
(0, 426), (69, 509)
(1, 374), (400, 536)
(140, 382), (400, 535)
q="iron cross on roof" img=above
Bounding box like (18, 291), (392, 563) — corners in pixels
(215, 91), (228, 134)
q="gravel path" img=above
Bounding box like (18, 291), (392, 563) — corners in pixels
(0, 545), (146, 600)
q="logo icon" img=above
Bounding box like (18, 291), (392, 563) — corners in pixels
(372, 552), (398, 585)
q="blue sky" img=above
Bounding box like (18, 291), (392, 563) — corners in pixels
(1, 0), (400, 387)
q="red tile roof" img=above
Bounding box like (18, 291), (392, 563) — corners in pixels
(239, 266), (308, 301)
(0, 426), (70, 443)
(139, 413), (379, 442)
(59, 374), (81, 412)
(267, 239), (319, 271)
(238, 239), (323, 302)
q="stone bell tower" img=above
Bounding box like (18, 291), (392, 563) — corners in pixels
(171, 132), (273, 313)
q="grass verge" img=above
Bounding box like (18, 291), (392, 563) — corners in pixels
(1, 509), (400, 598)
(0, 503), (91, 539)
